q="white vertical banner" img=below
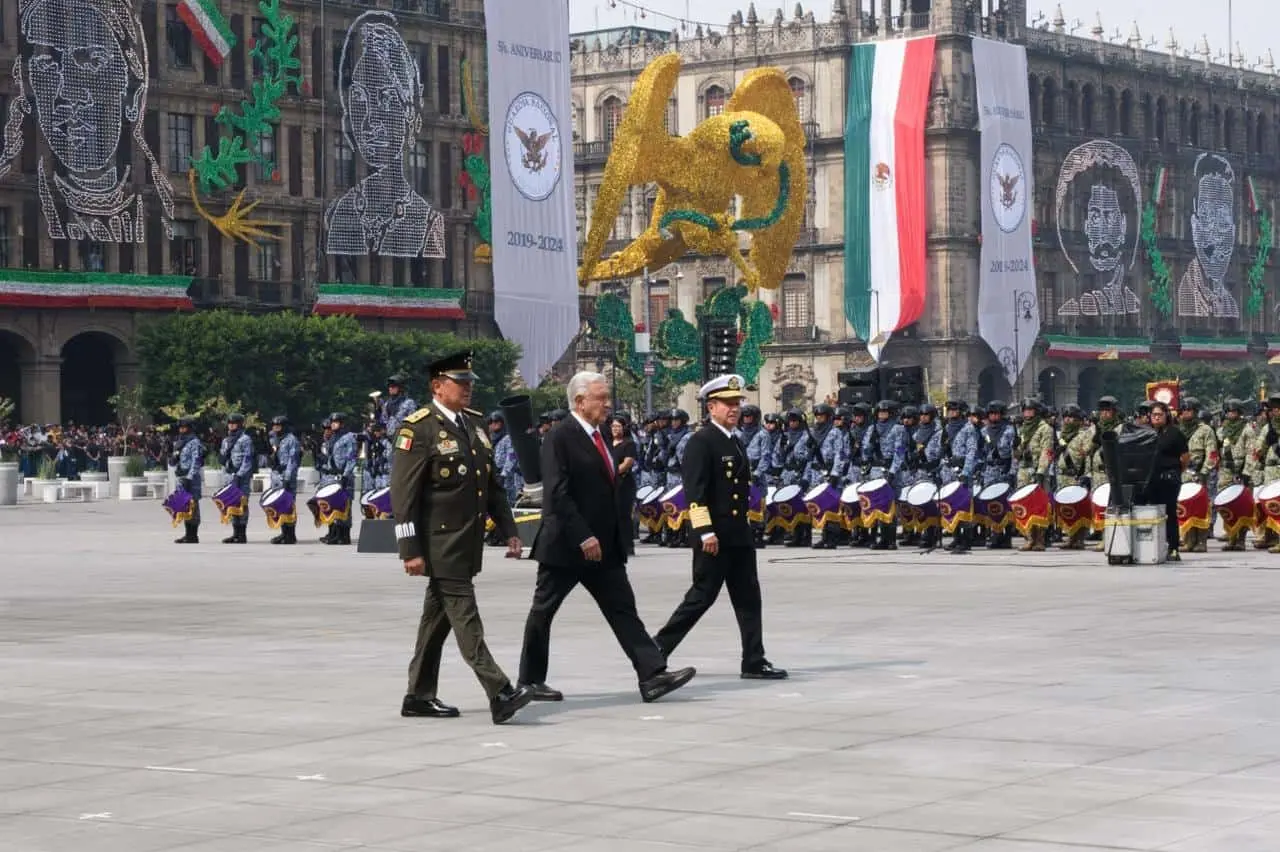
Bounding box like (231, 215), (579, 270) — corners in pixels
(485, 0), (579, 386)
(973, 38), (1037, 390)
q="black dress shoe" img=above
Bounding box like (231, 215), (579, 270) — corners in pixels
(519, 682), (564, 702)
(742, 661), (789, 680)
(639, 666), (696, 703)
(400, 696), (460, 718)
(490, 684), (534, 724)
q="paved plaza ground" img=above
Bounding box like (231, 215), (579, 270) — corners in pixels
(5, 499), (1280, 851)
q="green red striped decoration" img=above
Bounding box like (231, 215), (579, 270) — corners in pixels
(1179, 338), (1250, 360)
(312, 285), (465, 319)
(1042, 335), (1150, 360)
(178, 0), (236, 66)
(0, 271), (193, 310)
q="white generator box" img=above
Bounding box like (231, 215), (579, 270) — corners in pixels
(1131, 505), (1168, 565)
(1103, 509), (1133, 564)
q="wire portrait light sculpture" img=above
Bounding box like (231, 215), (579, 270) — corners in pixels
(0, 0), (174, 242)
(1054, 140), (1141, 318)
(1177, 152), (1238, 319)
(324, 10), (445, 259)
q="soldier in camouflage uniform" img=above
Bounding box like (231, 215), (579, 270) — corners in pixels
(1178, 397), (1218, 553)
(1014, 399), (1055, 552)
(1216, 400), (1249, 551)
(978, 401), (1017, 549)
(1255, 397), (1280, 552)
(860, 400), (908, 551)
(1055, 404), (1095, 550)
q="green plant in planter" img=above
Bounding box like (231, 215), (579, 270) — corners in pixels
(301, 451), (315, 467)
(124, 455), (146, 478)
(37, 457), (58, 480)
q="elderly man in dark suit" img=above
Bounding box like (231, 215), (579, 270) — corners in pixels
(518, 370), (696, 703)
(653, 374), (788, 679)
(391, 351), (533, 725)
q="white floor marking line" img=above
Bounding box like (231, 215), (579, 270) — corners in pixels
(79, 812), (112, 820)
(296, 774), (326, 780)
(787, 811), (861, 822)
(145, 766), (197, 772)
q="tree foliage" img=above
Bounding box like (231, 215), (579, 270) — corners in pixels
(1097, 360), (1270, 410)
(136, 312), (520, 427)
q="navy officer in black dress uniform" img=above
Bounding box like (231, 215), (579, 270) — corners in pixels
(653, 374), (788, 680)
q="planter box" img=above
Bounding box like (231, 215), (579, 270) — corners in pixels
(203, 469), (228, 492)
(118, 477), (148, 501)
(0, 462), (20, 506)
(106, 456), (128, 498)
(81, 472), (111, 499)
(144, 471), (168, 491)
(298, 467), (320, 492)
(37, 479), (60, 503)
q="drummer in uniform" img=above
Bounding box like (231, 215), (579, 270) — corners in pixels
(1055, 405), (1095, 550)
(172, 417), (204, 544)
(1244, 400), (1272, 548)
(860, 400), (908, 551)
(663, 409), (693, 547)
(381, 373), (418, 436)
(219, 413), (255, 544)
(1217, 400), (1249, 551)
(1178, 397), (1218, 553)
(366, 422), (393, 490)
(1256, 397), (1280, 553)
(326, 412), (359, 546)
(652, 375), (787, 681)
(773, 410), (814, 547)
(269, 415), (301, 545)
(928, 400), (979, 553)
(978, 401), (1017, 549)
(1014, 399), (1055, 552)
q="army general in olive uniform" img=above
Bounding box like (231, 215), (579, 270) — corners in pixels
(391, 351), (533, 725)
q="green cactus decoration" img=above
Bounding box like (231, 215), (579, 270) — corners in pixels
(1246, 210), (1273, 317)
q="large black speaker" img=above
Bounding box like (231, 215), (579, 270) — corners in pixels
(837, 385), (877, 406)
(881, 365), (925, 405)
(837, 367), (881, 387)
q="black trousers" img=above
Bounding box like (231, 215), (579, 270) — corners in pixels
(654, 544), (766, 669)
(519, 562), (666, 685)
(1145, 474), (1182, 553)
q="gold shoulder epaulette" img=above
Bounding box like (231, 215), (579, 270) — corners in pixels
(463, 407), (483, 417)
(403, 407), (432, 424)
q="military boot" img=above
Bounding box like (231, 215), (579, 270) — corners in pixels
(899, 529), (921, 547)
(175, 522), (199, 544)
(921, 526), (941, 550)
(1061, 528), (1087, 550)
(950, 524), (972, 554)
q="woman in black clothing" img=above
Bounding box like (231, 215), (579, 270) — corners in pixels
(608, 415), (639, 554)
(1146, 402), (1189, 560)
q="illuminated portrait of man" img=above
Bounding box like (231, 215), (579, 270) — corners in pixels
(0, 0), (173, 242)
(1055, 141), (1141, 318)
(1177, 153), (1238, 319)
(324, 10), (445, 258)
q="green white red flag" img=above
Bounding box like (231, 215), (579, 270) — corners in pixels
(178, 0), (236, 66)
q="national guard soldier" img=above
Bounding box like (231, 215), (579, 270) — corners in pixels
(805, 403), (836, 489)
(773, 410), (814, 547)
(1218, 399), (1249, 550)
(861, 400), (908, 550)
(896, 406), (925, 545)
(1178, 397), (1218, 553)
(736, 404), (762, 451)
(219, 413), (254, 544)
(978, 401), (1017, 549)
(325, 412), (359, 545)
(1055, 404), (1095, 550)
(490, 411), (522, 507)
(652, 375), (788, 680)
(1255, 397), (1280, 552)
(381, 373), (418, 436)
(172, 417), (204, 544)
(665, 409), (692, 488)
(1014, 398), (1054, 552)
(1134, 400), (1153, 427)
(928, 400), (979, 553)
(813, 406), (852, 549)
(390, 350), (532, 725)
(366, 422), (393, 490)
(750, 412), (780, 485)
(1089, 397), (1122, 489)
(268, 415), (301, 545)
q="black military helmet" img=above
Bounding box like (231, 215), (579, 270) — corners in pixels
(834, 405), (852, 420)
(1136, 400), (1153, 415)
(1268, 394), (1280, 409)
(487, 410), (504, 424)
(785, 408), (804, 421)
(1179, 396), (1200, 412)
(813, 403), (834, 417)
(1098, 395), (1119, 410)
(920, 403), (938, 418)
(656, 409), (671, 420)
(986, 399), (1007, 413)
(740, 404), (761, 419)
(550, 409), (568, 422)
(177, 417), (196, 429)
(1225, 399), (1245, 414)
(387, 372), (407, 386)
(1020, 397), (1042, 413)
(329, 411), (347, 423)
(1061, 404), (1084, 419)
(763, 412), (782, 424)
(538, 411), (553, 425)
(227, 412), (246, 425)
(875, 400), (894, 412)
(270, 415), (290, 427)
(671, 408), (689, 422)
(852, 402), (871, 417)
(900, 405), (920, 419)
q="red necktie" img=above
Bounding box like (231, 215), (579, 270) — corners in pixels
(592, 430), (614, 480)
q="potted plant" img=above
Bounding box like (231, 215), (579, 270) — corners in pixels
(36, 455), (60, 503)
(118, 454), (148, 501)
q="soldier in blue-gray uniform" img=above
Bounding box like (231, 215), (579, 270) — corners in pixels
(771, 410), (814, 547)
(860, 400), (909, 550)
(365, 422), (392, 490)
(812, 406), (852, 549)
(977, 400), (1017, 549)
(218, 414), (255, 544)
(900, 404), (939, 546)
(325, 411), (359, 545)
(172, 417), (204, 544)
(749, 413), (780, 485)
(735, 404), (762, 454)
(927, 400), (979, 553)
(663, 409), (693, 547)
(804, 403), (836, 490)
(269, 415), (302, 545)
(489, 410), (522, 507)
(380, 373), (418, 437)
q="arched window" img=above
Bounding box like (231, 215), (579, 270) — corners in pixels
(1224, 108), (1236, 152)
(602, 96), (623, 143)
(704, 85), (726, 118)
(1041, 78), (1057, 127)
(1140, 94), (1153, 139)
(780, 382), (807, 411)
(1118, 89), (1132, 136)
(1027, 76), (1040, 125)
(789, 76), (807, 122)
(1258, 113), (1270, 156)
(1155, 97), (1167, 141)
(1081, 85), (1095, 133)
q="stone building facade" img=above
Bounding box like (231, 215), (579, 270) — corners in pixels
(0, 0), (491, 424)
(570, 0), (1280, 413)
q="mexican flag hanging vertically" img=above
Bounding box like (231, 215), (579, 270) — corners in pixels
(178, 0), (236, 66)
(844, 36), (936, 362)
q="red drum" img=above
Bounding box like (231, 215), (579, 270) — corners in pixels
(1175, 482), (1210, 537)
(1091, 483), (1111, 532)
(1256, 482), (1280, 536)
(1053, 484), (1092, 537)
(659, 484), (689, 531)
(976, 482), (1011, 531)
(936, 481), (973, 534)
(1009, 483), (1052, 535)
(769, 484), (809, 533)
(840, 483), (862, 530)
(804, 483), (842, 530)
(1213, 483), (1256, 539)
(905, 482), (940, 531)
(857, 478), (897, 525)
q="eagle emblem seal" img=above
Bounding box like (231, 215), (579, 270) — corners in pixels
(503, 91), (562, 202)
(872, 161), (893, 191)
(989, 142), (1027, 234)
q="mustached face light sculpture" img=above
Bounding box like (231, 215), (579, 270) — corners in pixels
(578, 54), (806, 291)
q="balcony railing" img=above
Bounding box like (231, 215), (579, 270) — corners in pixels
(464, 289), (494, 315)
(574, 140), (613, 164)
(774, 325), (817, 343)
